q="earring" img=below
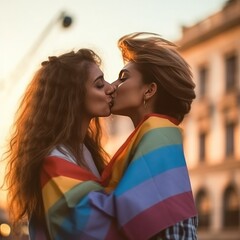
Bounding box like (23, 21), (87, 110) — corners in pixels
(143, 99), (147, 109)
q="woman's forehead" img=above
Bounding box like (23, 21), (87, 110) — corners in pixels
(123, 61), (135, 70)
(88, 63), (103, 80)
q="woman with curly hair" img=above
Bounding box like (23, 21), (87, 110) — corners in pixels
(4, 48), (115, 239)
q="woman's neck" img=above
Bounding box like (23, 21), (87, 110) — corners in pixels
(80, 117), (91, 141)
(130, 109), (153, 128)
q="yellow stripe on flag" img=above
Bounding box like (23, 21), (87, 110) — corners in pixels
(42, 176), (82, 212)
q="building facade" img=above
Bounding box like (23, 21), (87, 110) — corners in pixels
(177, 0), (240, 239)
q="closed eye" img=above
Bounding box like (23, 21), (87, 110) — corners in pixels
(96, 84), (104, 89)
(119, 77), (127, 82)
(95, 77), (105, 89)
(118, 69), (129, 83)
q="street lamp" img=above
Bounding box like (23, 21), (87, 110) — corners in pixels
(62, 15), (72, 28)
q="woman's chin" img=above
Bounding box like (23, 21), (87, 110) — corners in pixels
(103, 110), (112, 117)
(110, 107), (118, 115)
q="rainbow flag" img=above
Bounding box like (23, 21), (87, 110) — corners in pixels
(30, 157), (123, 240)
(29, 114), (197, 240)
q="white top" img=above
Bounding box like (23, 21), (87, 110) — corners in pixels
(49, 145), (101, 179)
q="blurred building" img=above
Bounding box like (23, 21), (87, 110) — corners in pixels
(176, 0), (240, 239)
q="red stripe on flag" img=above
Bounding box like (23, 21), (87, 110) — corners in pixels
(41, 156), (100, 187)
(122, 191), (197, 240)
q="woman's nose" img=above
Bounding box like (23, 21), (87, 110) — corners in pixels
(105, 82), (117, 95)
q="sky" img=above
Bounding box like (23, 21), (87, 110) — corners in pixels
(0, 0), (227, 203)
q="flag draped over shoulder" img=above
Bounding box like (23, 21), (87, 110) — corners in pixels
(30, 157), (123, 240)
(89, 114), (197, 239)
(30, 114), (197, 240)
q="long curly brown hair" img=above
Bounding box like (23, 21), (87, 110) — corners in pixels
(4, 48), (109, 227)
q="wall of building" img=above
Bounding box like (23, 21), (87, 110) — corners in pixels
(178, 1), (240, 239)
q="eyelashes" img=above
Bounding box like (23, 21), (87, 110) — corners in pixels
(120, 77), (127, 82)
(96, 84), (104, 89)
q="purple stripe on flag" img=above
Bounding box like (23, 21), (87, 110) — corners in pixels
(123, 191), (197, 240)
(82, 206), (125, 240)
(105, 220), (126, 240)
(83, 206), (113, 239)
(116, 167), (191, 225)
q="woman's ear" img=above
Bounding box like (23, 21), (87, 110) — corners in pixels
(144, 82), (157, 100)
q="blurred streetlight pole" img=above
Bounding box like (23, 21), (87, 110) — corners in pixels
(22, 11), (73, 58)
(3, 11), (73, 94)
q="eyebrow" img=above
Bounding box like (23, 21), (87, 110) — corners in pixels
(93, 74), (104, 83)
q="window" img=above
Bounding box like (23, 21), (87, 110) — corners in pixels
(225, 122), (235, 157)
(196, 189), (211, 228)
(199, 132), (206, 162)
(198, 66), (208, 97)
(223, 185), (239, 228)
(225, 54), (237, 91)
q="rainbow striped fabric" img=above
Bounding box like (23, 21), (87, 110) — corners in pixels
(29, 114), (197, 240)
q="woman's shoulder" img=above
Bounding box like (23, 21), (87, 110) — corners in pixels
(48, 145), (77, 165)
